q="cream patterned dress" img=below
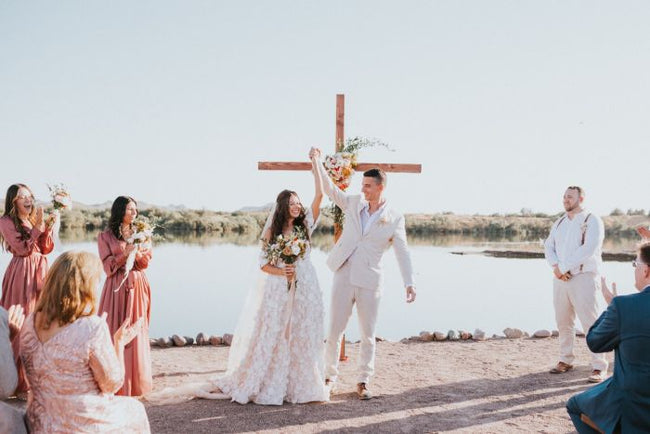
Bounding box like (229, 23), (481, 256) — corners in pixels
(20, 314), (150, 433)
(212, 210), (329, 405)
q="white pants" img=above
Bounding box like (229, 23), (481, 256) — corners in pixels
(553, 272), (608, 371)
(325, 261), (381, 385)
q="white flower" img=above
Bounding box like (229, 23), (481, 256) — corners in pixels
(291, 244), (301, 255)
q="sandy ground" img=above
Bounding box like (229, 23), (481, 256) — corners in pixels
(143, 337), (610, 433)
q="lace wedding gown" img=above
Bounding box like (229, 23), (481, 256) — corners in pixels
(187, 210), (329, 405)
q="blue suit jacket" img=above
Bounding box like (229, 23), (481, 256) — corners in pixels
(573, 285), (650, 433)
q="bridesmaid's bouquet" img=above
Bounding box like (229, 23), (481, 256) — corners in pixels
(262, 226), (308, 291)
(47, 183), (73, 210)
(116, 216), (155, 292)
(46, 183), (72, 247)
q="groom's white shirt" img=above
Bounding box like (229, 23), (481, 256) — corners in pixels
(317, 163), (415, 290)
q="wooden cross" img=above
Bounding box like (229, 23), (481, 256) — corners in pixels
(258, 94), (422, 360)
(259, 94), (422, 173)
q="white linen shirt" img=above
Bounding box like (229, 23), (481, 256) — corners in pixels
(544, 210), (604, 275)
(360, 201), (388, 236)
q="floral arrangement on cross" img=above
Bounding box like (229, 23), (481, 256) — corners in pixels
(323, 137), (392, 236)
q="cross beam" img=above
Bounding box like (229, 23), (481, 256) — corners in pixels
(257, 162), (421, 172)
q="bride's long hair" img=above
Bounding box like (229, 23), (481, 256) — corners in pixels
(269, 190), (309, 241)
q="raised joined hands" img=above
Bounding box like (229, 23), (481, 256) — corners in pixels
(309, 147), (322, 161)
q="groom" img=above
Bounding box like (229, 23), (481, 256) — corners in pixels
(310, 147), (416, 400)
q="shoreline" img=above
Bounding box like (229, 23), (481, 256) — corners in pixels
(150, 326), (569, 350)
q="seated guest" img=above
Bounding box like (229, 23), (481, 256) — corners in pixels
(19, 251), (151, 433)
(566, 242), (650, 433)
(1, 305), (27, 434)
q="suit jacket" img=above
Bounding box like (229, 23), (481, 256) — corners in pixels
(317, 162), (415, 290)
(574, 286), (650, 434)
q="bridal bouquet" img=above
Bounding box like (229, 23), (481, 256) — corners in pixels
(262, 226), (308, 290)
(116, 216), (155, 292)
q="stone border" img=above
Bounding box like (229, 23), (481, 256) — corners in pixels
(150, 328), (590, 348)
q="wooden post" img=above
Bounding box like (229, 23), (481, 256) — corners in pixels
(336, 94), (344, 150)
(335, 94), (348, 362)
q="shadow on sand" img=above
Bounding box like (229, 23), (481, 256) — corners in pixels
(146, 368), (593, 433)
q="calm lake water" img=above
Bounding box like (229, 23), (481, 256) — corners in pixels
(0, 233), (639, 341)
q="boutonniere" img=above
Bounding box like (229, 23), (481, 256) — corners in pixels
(580, 222), (588, 232)
(378, 214), (390, 225)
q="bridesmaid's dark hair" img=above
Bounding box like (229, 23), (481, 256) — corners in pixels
(269, 190), (309, 241)
(107, 196), (137, 240)
(2, 183), (36, 249)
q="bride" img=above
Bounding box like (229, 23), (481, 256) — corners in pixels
(152, 159), (329, 405)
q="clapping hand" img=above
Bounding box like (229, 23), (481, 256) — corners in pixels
(34, 207), (45, 232)
(45, 211), (59, 229)
(601, 277), (618, 305)
(637, 225), (650, 241)
(406, 286), (416, 303)
(114, 317), (144, 347)
(7, 304), (25, 340)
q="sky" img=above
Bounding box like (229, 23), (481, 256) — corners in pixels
(1, 1), (648, 216)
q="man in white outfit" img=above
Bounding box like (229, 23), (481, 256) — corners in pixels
(310, 147), (416, 400)
(544, 186), (608, 383)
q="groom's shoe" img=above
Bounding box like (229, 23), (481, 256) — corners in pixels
(549, 361), (573, 374)
(356, 383), (372, 400)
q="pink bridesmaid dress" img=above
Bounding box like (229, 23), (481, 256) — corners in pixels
(0, 215), (54, 393)
(97, 230), (153, 396)
(20, 314), (151, 433)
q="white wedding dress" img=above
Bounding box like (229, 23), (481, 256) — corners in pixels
(148, 211), (328, 406)
(175, 209), (329, 406)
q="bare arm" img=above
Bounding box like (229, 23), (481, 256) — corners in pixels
(309, 147), (349, 211)
(310, 154), (324, 222)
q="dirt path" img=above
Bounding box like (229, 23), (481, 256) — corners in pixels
(145, 337), (605, 433)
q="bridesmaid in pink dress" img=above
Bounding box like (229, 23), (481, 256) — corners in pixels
(20, 251), (150, 433)
(0, 183), (56, 394)
(97, 196), (153, 396)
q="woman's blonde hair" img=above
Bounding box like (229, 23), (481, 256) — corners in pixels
(35, 251), (103, 329)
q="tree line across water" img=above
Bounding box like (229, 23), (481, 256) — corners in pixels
(10, 206), (645, 240)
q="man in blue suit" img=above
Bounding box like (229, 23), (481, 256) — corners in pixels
(566, 241), (650, 433)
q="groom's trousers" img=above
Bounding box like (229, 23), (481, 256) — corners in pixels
(325, 261), (381, 385)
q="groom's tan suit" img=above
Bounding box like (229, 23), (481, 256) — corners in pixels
(316, 163), (415, 385)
